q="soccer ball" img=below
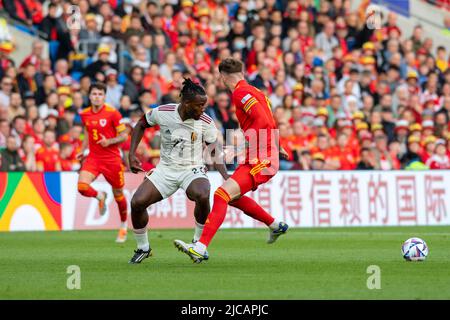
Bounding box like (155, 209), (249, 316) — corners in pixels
(401, 237), (428, 261)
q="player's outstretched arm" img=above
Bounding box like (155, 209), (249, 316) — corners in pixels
(128, 116), (151, 173)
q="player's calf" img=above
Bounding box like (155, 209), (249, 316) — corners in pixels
(130, 195), (150, 229)
(77, 182), (99, 198)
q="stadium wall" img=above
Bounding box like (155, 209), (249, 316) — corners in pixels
(0, 171), (449, 232)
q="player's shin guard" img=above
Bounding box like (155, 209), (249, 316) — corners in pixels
(77, 182), (98, 198)
(114, 194), (128, 223)
(198, 187), (231, 247)
(230, 195), (275, 226)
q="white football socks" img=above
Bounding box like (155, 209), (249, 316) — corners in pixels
(133, 228), (149, 251)
(120, 221), (127, 229)
(96, 191), (105, 201)
(193, 221), (204, 242)
(269, 220), (281, 230)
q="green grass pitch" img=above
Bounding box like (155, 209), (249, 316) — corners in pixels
(0, 226), (449, 299)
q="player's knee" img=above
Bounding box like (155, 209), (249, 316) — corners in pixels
(131, 195), (147, 212)
(192, 192), (210, 204)
(77, 182), (90, 196)
(188, 185), (210, 203)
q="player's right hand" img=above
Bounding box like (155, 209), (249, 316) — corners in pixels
(129, 155), (144, 174)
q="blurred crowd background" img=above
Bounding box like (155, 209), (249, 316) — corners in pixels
(424, 1), (449, 11)
(0, 0), (449, 173)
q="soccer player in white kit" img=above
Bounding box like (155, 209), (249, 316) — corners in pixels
(128, 79), (228, 264)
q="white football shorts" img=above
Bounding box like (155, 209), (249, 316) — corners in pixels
(146, 164), (209, 199)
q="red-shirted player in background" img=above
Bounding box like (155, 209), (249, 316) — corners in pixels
(174, 58), (289, 263)
(77, 83), (129, 243)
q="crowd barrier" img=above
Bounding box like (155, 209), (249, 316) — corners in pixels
(1, 171), (449, 231)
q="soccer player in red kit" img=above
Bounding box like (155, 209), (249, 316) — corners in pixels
(77, 83), (129, 243)
(174, 58), (289, 263)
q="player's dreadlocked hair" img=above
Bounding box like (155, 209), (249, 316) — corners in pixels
(180, 78), (206, 101)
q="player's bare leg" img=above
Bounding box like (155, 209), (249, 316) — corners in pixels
(112, 188), (128, 243)
(129, 178), (163, 264)
(77, 170), (107, 216)
(185, 178), (211, 242)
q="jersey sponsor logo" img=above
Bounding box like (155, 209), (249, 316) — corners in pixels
(241, 93), (252, 104)
(99, 119), (107, 127)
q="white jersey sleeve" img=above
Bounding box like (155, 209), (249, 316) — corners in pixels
(145, 108), (159, 126)
(202, 119), (219, 144)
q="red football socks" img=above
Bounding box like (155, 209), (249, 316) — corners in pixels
(230, 195), (275, 226)
(114, 194), (128, 222)
(199, 187), (230, 247)
(77, 182), (98, 198)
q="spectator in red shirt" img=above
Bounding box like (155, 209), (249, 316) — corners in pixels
(18, 134), (36, 171)
(59, 143), (76, 171)
(3, 0), (33, 27)
(297, 20), (313, 56)
(59, 123), (83, 159)
(20, 40), (44, 71)
(426, 139), (450, 169)
(279, 122), (295, 170)
(174, 0), (196, 30)
(373, 134), (396, 170)
(35, 129), (61, 172)
(421, 135), (436, 164)
(336, 132), (357, 169)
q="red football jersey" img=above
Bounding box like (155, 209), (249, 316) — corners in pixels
(231, 80), (278, 163)
(232, 80), (277, 132)
(79, 104), (126, 161)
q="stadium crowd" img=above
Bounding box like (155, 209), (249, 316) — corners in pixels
(424, 0), (450, 11)
(0, 0), (449, 172)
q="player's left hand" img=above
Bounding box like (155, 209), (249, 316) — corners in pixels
(97, 134), (111, 147)
(279, 146), (289, 160)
